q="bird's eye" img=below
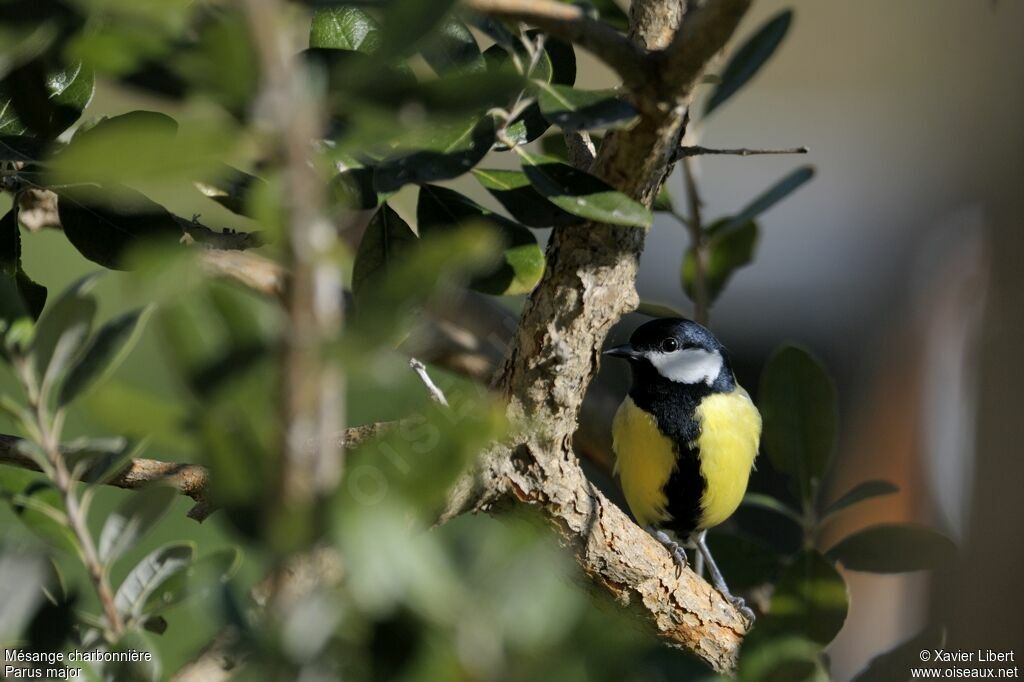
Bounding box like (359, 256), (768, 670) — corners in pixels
(661, 338), (679, 352)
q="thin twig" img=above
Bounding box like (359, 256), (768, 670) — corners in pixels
(463, 0), (647, 87)
(408, 358), (450, 407)
(682, 155), (709, 326)
(672, 145), (808, 162)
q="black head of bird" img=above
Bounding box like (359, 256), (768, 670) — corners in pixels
(604, 317), (735, 393)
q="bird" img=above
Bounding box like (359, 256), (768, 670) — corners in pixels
(604, 317), (761, 620)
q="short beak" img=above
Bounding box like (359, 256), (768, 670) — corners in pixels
(603, 343), (641, 360)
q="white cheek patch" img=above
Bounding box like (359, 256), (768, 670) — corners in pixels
(647, 348), (723, 385)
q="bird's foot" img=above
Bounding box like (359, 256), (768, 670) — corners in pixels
(646, 526), (689, 577)
(725, 593), (756, 625)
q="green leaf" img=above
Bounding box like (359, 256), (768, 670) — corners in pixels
(9, 482), (79, 555)
(98, 486), (178, 565)
(421, 17), (485, 75)
(114, 543), (194, 619)
(31, 275), (98, 396)
(310, 7), (381, 52)
(742, 492), (803, 526)
(682, 218), (759, 303)
(575, 0), (629, 31)
(48, 110), (233, 189)
(56, 183), (182, 270)
(331, 166), (392, 211)
(0, 207), (46, 324)
(652, 185), (675, 213)
(0, 58), (94, 138)
(143, 547), (240, 615)
(826, 524), (956, 574)
(418, 184), (544, 295)
(754, 550), (848, 646)
(738, 636), (830, 682)
(717, 166), (814, 238)
(851, 624), (945, 682)
(483, 43), (551, 148)
(373, 116), (496, 192)
(823, 480), (899, 520)
(758, 345), (837, 506)
(351, 203), (419, 299)
(379, 0), (458, 59)
(195, 164), (267, 218)
(706, 532), (782, 592)
(0, 552), (45, 643)
(517, 150), (651, 228)
(472, 168), (581, 228)
(58, 306), (152, 407)
(635, 300), (686, 318)
(704, 10), (793, 117)
(535, 82), (637, 132)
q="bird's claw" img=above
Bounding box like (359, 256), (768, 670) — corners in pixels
(726, 594), (756, 624)
(647, 526), (689, 576)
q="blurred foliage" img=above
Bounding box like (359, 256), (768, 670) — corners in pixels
(0, 2), (954, 681)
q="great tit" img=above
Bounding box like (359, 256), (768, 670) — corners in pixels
(605, 318), (761, 619)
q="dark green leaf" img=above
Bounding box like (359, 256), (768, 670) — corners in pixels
(754, 550), (848, 646)
(114, 543), (194, 619)
(174, 8), (257, 120)
(98, 486), (178, 565)
(517, 150), (651, 227)
(58, 306), (151, 407)
(0, 552), (45, 643)
(823, 480), (899, 520)
(706, 532), (782, 591)
(56, 183), (182, 270)
(0, 207), (46, 324)
(472, 168), (581, 228)
(742, 492), (803, 526)
(0, 134), (46, 161)
(653, 185), (675, 213)
(0, 58), (94, 138)
(10, 482), (78, 555)
(351, 203), (418, 298)
(331, 166), (391, 211)
(635, 300), (686, 318)
(418, 184), (544, 295)
(851, 624), (945, 682)
(143, 547), (240, 615)
(373, 116), (495, 192)
(704, 10), (793, 116)
(379, 0), (458, 59)
(31, 274), (98, 393)
(421, 17), (485, 75)
(483, 43), (551, 148)
(575, 0), (629, 31)
(758, 345), (837, 505)
(718, 166), (814, 238)
(826, 524), (956, 573)
(536, 82), (637, 132)
(310, 7), (381, 52)
(738, 636), (829, 682)
(542, 34), (576, 86)
(682, 218), (759, 303)
(195, 164), (267, 218)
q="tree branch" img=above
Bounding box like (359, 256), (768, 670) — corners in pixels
(673, 144), (808, 162)
(446, 0), (754, 672)
(0, 426), (387, 522)
(463, 0), (648, 86)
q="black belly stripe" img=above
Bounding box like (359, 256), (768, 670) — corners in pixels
(626, 362), (733, 538)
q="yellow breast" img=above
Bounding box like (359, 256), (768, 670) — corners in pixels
(694, 388), (761, 529)
(611, 388), (761, 532)
(611, 396), (676, 528)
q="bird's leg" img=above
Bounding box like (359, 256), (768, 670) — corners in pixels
(646, 526), (688, 576)
(693, 530), (755, 623)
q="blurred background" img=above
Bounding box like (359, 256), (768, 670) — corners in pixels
(2, 1), (1022, 680)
